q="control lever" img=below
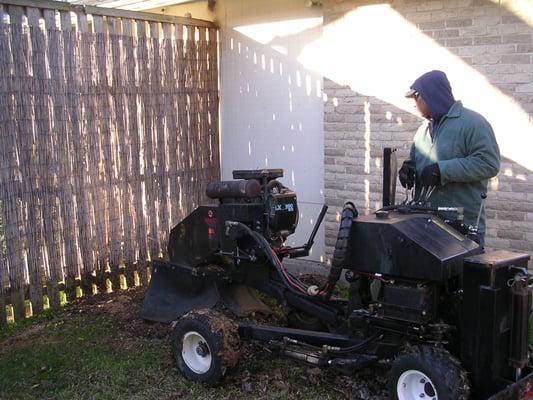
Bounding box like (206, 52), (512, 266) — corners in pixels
(418, 186), (427, 203)
(288, 205), (328, 258)
(415, 186), (436, 204)
(475, 192), (487, 228)
(403, 187), (412, 205)
(425, 186), (436, 201)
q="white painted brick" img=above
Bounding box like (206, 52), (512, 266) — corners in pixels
(333, 88), (358, 97)
(405, 11), (434, 23)
(502, 33), (533, 44)
(496, 191), (527, 201)
(324, 173), (336, 182)
(499, 73), (533, 83)
(325, 113), (344, 123)
(472, 54), (502, 65)
(324, 139), (338, 148)
(325, 164), (348, 173)
(444, 0), (474, 9)
(509, 240), (533, 251)
(453, 45), (488, 56)
(471, 5), (501, 17)
(496, 24), (533, 35)
(485, 238), (511, 249)
(473, 15), (501, 26)
(490, 44), (519, 54)
(517, 83), (533, 93)
(325, 131), (347, 140)
(484, 64), (517, 74)
(459, 25), (488, 36)
(501, 54), (530, 64)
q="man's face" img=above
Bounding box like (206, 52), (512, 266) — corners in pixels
(414, 92), (431, 119)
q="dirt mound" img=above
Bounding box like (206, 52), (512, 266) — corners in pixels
(70, 287), (170, 340)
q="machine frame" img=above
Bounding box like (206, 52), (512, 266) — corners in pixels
(141, 150), (533, 400)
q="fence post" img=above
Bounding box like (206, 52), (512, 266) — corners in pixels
(25, 5), (45, 316)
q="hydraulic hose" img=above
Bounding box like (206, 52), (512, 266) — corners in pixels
(227, 221), (310, 296)
(323, 202), (358, 299)
(327, 332), (383, 355)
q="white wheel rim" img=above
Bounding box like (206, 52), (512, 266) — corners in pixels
(182, 331), (212, 374)
(397, 369), (438, 400)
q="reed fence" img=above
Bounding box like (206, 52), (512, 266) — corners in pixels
(0, 1), (219, 325)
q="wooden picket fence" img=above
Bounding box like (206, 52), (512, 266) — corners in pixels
(0, 1), (219, 325)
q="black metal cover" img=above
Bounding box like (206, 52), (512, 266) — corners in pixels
(266, 192), (299, 234)
(461, 250), (531, 398)
(168, 206), (221, 267)
(378, 282), (437, 323)
(346, 211), (480, 281)
(139, 260), (220, 322)
(232, 169), (283, 180)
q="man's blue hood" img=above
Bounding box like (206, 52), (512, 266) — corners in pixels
(409, 70), (455, 121)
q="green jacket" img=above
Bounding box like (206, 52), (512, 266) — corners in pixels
(409, 101), (500, 233)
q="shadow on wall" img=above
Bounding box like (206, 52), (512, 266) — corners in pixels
(222, 0), (532, 261)
(315, 0), (532, 260)
(299, 1), (533, 170)
(220, 23), (326, 259)
(222, 28), (323, 181)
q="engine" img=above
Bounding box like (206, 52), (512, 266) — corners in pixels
(167, 169), (298, 268)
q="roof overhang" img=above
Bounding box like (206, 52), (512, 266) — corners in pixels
(67, 0), (203, 12)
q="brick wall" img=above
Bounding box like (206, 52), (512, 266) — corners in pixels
(322, 0), (533, 266)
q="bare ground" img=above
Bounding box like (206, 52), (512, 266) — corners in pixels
(1, 286), (389, 399)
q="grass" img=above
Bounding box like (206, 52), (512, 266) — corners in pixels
(0, 314), (166, 400)
(0, 289), (382, 400)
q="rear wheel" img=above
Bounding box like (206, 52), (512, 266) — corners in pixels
(170, 309), (240, 386)
(388, 345), (470, 400)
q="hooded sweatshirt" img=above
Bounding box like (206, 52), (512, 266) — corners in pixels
(407, 71), (501, 233)
(410, 70), (455, 136)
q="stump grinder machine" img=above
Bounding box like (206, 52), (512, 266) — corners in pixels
(140, 148), (533, 399)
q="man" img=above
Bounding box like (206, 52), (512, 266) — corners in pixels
(399, 70), (500, 247)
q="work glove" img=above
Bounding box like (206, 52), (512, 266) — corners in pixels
(420, 163), (441, 187)
(398, 160), (416, 189)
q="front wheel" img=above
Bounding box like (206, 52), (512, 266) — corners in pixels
(388, 345), (470, 400)
(170, 309), (240, 386)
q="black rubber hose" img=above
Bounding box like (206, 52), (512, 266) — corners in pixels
(325, 202), (358, 298)
(327, 332), (382, 355)
(266, 179), (284, 192)
(280, 331), (382, 354)
(227, 221), (309, 296)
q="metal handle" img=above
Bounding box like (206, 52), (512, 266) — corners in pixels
(475, 192), (487, 228)
(305, 205), (328, 252)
